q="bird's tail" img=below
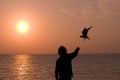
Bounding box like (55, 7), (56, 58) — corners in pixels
(86, 36), (90, 39)
(80, 36), (90, 40)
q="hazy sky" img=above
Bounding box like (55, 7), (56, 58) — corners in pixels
(0, 0), (120, 54)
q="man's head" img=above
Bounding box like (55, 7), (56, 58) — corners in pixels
(58, 46), (67, 56)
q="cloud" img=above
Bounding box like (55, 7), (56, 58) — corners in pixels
(60, 9), (75, 17)
(97, 0), (120, 17)
(59, 0), (120, 19)
(80, 0), (120, 18)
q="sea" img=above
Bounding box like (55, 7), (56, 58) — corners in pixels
(0, 54), (120, 80)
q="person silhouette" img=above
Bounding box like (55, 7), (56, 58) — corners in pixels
(55, 46), (80, 80)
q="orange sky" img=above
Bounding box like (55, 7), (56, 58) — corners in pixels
(0, 0), (120, 54)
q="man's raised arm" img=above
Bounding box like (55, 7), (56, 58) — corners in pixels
(69, 47), (80, 59)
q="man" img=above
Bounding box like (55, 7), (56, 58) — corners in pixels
(55, 46), (80, 80)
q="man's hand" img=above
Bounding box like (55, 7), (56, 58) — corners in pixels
(76, 47), (80, 51)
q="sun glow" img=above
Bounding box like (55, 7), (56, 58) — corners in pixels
(16, 20), (29, 34)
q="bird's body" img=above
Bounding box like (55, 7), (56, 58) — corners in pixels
(80, 26), (93, 39)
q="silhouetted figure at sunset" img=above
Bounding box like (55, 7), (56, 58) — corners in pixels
(55, 46), (80, 80)
(80, 26), (93, 39)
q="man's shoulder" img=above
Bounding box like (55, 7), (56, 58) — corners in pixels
(56, 57), (61, 61)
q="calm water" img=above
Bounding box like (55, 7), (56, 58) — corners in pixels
(0, 54), (120, 80)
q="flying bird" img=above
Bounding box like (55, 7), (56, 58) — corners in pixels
(80, 26), (93, 39)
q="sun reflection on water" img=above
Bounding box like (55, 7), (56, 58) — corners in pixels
(13, 55), (30, 79)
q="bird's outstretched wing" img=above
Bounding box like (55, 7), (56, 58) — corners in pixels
(87, 26), (93, 31)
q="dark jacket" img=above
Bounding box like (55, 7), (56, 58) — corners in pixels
(55, 49), (79, 78)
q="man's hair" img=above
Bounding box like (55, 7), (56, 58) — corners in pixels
(58, 46), (67, 56)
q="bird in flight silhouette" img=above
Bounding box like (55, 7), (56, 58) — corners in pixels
(80, 26), (93, 40)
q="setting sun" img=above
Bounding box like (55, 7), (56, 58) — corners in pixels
(16, 20), (29, 34)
